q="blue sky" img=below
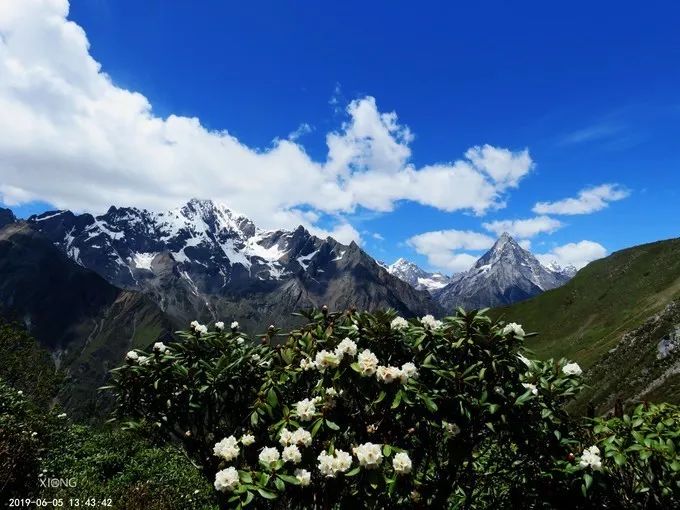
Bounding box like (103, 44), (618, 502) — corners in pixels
(1, 0), (679, 273)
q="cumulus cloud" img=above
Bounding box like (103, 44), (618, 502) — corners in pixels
(0, 0), (534, 243)
(482, 215), (563, 238)
(533, 184), (630, 215)
(535, 240), (607, 270)
(406, 230), (495, 273)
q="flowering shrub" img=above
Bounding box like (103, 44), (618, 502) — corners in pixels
(110, 309), (679, 509)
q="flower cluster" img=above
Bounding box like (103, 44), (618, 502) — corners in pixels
(190, 320), (208, 336)
(353, 442), (383, 468)
(579, 445), (602, 470)
(213, 436), (239, 462)
(153, 341), (169, 353)
(259, 446), (281, 470)
(390, 316), (409, 330)
(303, 337), (359, 372)
(317, 449), (352, 477)
(357, 349), (379, 376)
(215, 321), (225, 331)
(294, 468), (311, 486)
(563, 362), (583, 376)
(279, 427), (313, 447)
(214, 466), (240, 492)
(502, 322), (525, 337)
(392, 452), (412, 474)
(294, 398), (320, 421)
(241, 433), (255, 446)
(420, 314), (443, 330)
(282, 445), (302, 464)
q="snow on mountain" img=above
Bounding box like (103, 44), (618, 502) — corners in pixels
(27, 199), (440, 325)
(433, 232), (574, 311)
(387, 258), (451, 292)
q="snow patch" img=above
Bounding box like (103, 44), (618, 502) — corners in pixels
(132, 252), (156, 270)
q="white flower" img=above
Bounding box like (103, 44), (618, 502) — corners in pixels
(236, 337), (244, 345)
(391, 316), (409, 330)
(563, 362), (583, 376)
(57, 413), (67, 419)
(376, 365), (402, 384)
(214, 467), (239, 492)
(357, 349), (379, 376)
(259, 447), (281, 469)
(522, 383), (538, 395)
(326, 387), (338, 397)
(502, 322), (525, 337)
(282, 445), (302, 464)
(294, 468), (311, 486)
(279, 427), (293, 446)
(579, 445), (602, 471)
(213, 436), (239, 462)
(317, 452), (336, 477)
(231, 321), (239, 330)
(420, 314), (443, 330)
(518, 353), (533, 368)
(353, 442), (383, 468)
(315, 350), (341, 371)
(126, 351), (139, 362)
(400, 362), (418, 383)
(333, 449), (352, 472)
(300, 358), (316, 371)
(392, 451), (412, 474)
(240, 433), (255, 446)
(17, 390), (23, 395)
(153, 342), (169, 353)
(195, 324), (208, 336)
(138, 355), (150, 366)
(215, 321), (225, 331)
(190, 320), (200, 329)
(443, 421), (461, 436)
(335, 337), (358, 357)
(291, 428), (312, 447)
(295, 398), (317, 421)
(318, 449), (353, 477)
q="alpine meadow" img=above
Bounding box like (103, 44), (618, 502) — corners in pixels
(1, 0), (680, 508)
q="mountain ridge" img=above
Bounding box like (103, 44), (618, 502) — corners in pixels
(27, 199), (441, 328)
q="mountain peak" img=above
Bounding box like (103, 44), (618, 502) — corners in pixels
(387, 257), (451, 292)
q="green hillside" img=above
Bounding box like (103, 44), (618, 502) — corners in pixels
(495, 236), (680, 409)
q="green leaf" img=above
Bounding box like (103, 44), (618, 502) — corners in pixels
(311, 418), (323, 437)
(584, 473), (593, 490)
(257, 488), (278, 500)
(267, 388), (278, 408)
(274, 477), (285, 491)
(326, 419), (340, 431)
(383, 444), (392, 457)
(375, 390), (386, 404)
(243, 491), (254, 506)
(345, 466), (361, 477)
(277, 474), (300, 485)
(391, 391), (403, 409)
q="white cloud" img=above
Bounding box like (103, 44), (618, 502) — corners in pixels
(372, 232), (385, 241)
(518, 239), (532, 250)
(482, 215), (563, 238)
(535, 240), (607, 270)
(406, 230), (495, 273)
(0, 0), (534, 244)
(533, 184), (630, 215)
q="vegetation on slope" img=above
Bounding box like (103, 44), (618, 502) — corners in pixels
(109, 309), (680, 509)
(494, 237), (680, 409)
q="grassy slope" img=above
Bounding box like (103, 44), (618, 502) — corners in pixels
(495, 237), (680, 369)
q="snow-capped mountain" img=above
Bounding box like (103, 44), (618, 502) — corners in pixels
(28, 199), (439, 327)
(544, 261), (578, 279)
(433, 232), (573, 311)
(387, 258), (452, 292)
